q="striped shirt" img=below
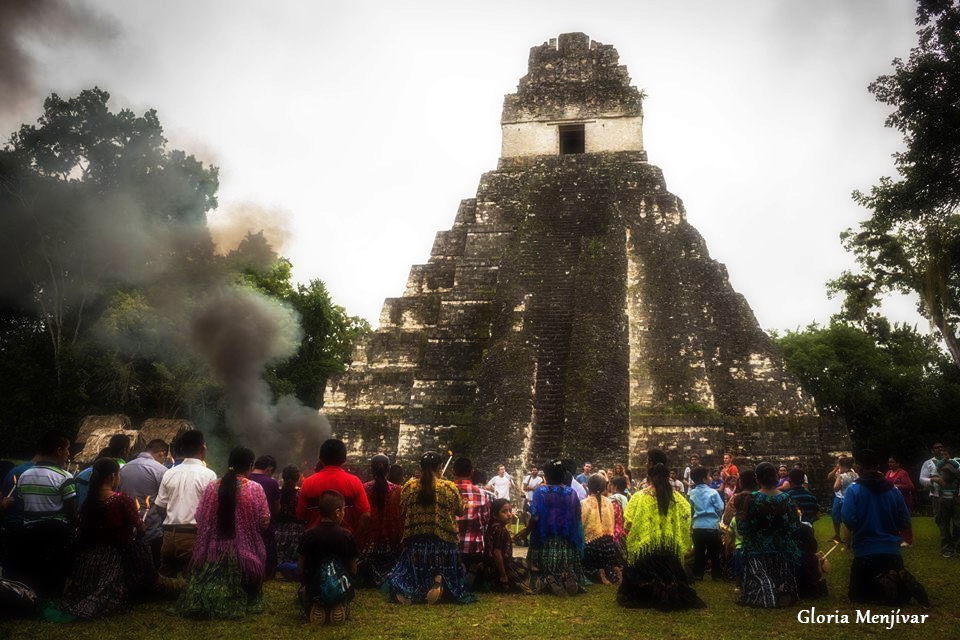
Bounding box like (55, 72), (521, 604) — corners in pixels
(19, 464), (77, 525)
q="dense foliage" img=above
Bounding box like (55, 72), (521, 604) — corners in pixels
(772, 319), (960, 462)
(832, 0), (960, 366)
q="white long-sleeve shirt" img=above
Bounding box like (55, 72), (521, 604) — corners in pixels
(919, 458), (940, 497)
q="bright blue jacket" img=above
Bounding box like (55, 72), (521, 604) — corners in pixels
(841, 472), (910, 558)
(688, 483), (724, 529)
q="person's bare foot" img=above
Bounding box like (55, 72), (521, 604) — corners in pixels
(599, 569), (612, 585)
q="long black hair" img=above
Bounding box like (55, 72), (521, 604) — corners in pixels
(218, 446), (255, 539)
(80, 457), (120, 521)
(280, 464), (301, 505)
(647, 448), (673, 516)
(417, 451), (442, 506)
(587, 473), (607, 513)
(370, 454), (391, 509)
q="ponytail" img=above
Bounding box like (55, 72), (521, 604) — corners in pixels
(218, 447), (255, 539)
(80, 457), (120, 521)
(417, 451), (442, 506)
(646, 449), (673, 516)
(371, 454), (390, 509)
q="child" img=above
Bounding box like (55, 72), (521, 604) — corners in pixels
(608, 476), (628, 550)
(828, 457), (857, 545)
(795, 524), (828, 599)
(722, 474), (737, 503)
(581, 475), (623, 584)
(298, 490), (358, 626)
(687, 466), (724, 581)
(708, 468), (723, 491)
(484, 499), (531, 593)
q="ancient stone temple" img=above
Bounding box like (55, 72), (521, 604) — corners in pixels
(323, 32), (849, 477)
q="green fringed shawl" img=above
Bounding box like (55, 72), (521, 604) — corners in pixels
(623, 487), (692, 564)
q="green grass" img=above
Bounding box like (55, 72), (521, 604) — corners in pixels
(2, 518), (957, 639)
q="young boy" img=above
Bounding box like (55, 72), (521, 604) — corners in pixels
(485, 498), (532, 593)
(829, 457), (858, 545)
(688, 466), (724, 580)
(298, 490), (358, 626)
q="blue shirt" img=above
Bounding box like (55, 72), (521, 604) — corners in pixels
(841, 475), (910, 558)
(688, 483), (724, 529)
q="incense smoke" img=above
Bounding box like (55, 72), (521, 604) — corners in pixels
(0, 0), (114, 118)
(190, 287), (330, 464)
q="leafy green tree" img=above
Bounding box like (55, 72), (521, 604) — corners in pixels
(832, 1), (960, 366)
(773, 319), (960, 459)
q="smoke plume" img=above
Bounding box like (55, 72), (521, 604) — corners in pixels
(190, 287), (330, 464)
(0, 0), (114, 117)
(208, 202), (292, 255)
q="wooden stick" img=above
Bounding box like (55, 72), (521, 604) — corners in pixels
(822, 541), (841, 559)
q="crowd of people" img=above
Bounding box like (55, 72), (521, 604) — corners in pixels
(0, 430), (953, 626)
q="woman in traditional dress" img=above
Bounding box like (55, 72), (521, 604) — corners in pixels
(516, 460), (586, 596)
(617, 449), (703, 610)
(581, 474), (623, 584)
(737, 462), (801, 608)
(58, 458), (156, 619)
(178, 447), (270, 619)
(886, 456), (914, 545)
(357, 454), (402, 586)
(387, 451), (474, 604)
(275, 464), (304, 569)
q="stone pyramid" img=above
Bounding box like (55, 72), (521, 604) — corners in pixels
(323, 33), (848, 476)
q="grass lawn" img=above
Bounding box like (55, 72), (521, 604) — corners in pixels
(2, 517), (956, 639)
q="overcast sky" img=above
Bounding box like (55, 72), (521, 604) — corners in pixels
(4, 0), (925, 333)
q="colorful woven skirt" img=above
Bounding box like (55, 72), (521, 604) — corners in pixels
(358, 540), (399, 587)
(528, 535), (586, 591)
(583, 534), (624, 582)
(177, 556), (263, 619)
(387, 535), (475, 603)
(274, 520), (304, 565)
(739, 552), (798, 608)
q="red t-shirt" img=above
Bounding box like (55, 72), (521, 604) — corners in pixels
(721, 463), (740, 481)
(296, 465), (371, 531)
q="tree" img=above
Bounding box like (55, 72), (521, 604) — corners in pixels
(772, 319), (960, 460)
(832, 1), (960, 366)
(0, 88), (219, 388)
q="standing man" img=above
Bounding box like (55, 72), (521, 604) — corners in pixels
(521, 467), (543, 522)
(453, 458), (489, 588)
(931, 446), (960, 557)
(485, 464), (516, 501)
(575, 463), (593, 485)
(919, 442), (945, 549)
(298, 439), (370, 535)
(154, 430), (217, 579)
(683, 453), (701, 492)
(720, 453), (739, 483)
(119, 438), (169, 566)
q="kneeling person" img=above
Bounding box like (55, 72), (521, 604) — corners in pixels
(299, 491), (358, 626)
(841, 449), (927, 606)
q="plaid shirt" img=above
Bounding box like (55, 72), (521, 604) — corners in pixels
(455, 480), (490, 555)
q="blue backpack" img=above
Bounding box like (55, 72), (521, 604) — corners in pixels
(311, 561), (350, 605)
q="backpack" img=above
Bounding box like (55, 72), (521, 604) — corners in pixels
(310, 561), (350, 606)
